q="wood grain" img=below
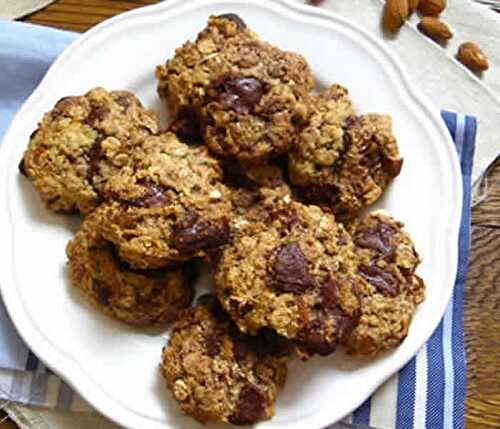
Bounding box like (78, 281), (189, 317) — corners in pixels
(8, 1), (500, 428)
(465, 226), (500, 429)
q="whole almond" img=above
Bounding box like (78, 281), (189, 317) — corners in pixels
(457, 42), (489, 72)
(418, 17), (453, 41)
(409, 0), (420, 13)
(383, 0), (410, 32)
(418, 0), (447, 16)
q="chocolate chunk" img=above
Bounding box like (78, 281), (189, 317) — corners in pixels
(92, 281), (110, 306)
(170, 212), (230, 254)
(217, 13), (246, 29)
(228, 385), (266, 425)
(18, 158), (27, 176)
(356, 221), (395, 255)
(132, 180), (169, 208)
(211, 76), (264, 114)
(85, 138), (103, 183)
(383, 156), (403, 177)
(85, 103), (109, 125)
(204, 333), (222, 358)
(332, 309), (359, 339)
(268, 243), (314, 294)
(319, 277), (341, 311)
(359, 264), (399, 297)
(297, 184), (340, 207)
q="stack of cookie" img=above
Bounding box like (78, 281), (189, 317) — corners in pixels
(19, 14), (425, 426)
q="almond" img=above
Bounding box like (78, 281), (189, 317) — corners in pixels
(409, 0), (420, 13)
(417, 17), (453, 41)
(418, 0), (446, 16)
(457, 42), (489, 72)
(383, 0), (410, 32)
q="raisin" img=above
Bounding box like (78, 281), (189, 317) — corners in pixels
(267, 243), (314, 294)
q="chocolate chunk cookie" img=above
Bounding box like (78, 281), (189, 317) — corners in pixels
(66, 213), (193, 327)
(214, 200), (362, 359)
(289, 85), (403, 220)
(94, 132), (232, 269)
(160, 295), (288, 425)
(21, 87), (159, 213)
(156, 15), (314, 163)
(343, 211), (425, 355)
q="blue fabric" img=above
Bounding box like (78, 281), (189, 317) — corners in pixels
(0, 21), (474, 426)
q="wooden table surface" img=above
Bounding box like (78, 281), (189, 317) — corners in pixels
(1, 1), (498, 428)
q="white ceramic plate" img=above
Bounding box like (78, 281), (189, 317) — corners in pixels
(0, 0), (462, 428)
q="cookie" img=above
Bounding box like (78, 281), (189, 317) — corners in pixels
(343, 211), (425, 355)
(66, 213), (193, 327)
(94, 132), (232, 269)
(160, 295), (288, 425)
(156, 15), (314, 163)
(214, 200), (362, 359)
(289, 86), (403, 220)
(21, 87), (159, 213)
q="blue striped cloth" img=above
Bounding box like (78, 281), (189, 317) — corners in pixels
(0, 21), (474, 427)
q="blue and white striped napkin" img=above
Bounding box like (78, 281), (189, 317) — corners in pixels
(0, 21), (474, 428)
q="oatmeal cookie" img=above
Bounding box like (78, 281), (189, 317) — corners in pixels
(214, 201), (362, 359)
(160, 295), (288, 425)
(94, 132), (232, 269)
(343, 211), (425, 355)
(21, 87), (159, 213)
(66, 213), (193, 327)
(289, 86), (403, 220)
(156, 14), (314, 163)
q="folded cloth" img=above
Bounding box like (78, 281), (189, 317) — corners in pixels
(0, 20), (474, 428)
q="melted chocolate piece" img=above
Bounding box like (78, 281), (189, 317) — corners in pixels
(212, 76), (265, 114)
(228, 385), (266, 425)
(92, 281), (110, 306)
(359, 264), (399, 297)
(355, 221), (395, 256)
(268, 243), (314, 294)
(204, 333), (222, 358)
(132, 180), (169, 208)
(18, 158), (27, 176)
(383, 156), (403, 177)
(85, 138), (103, 183)
(85, 103), (109, 125)
(217, 13), (247, 29)
(170, 212), (230, 254)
